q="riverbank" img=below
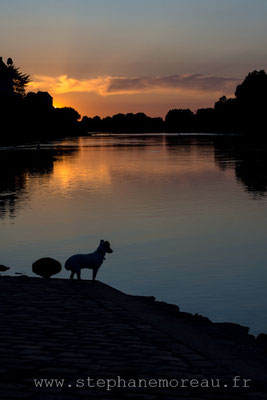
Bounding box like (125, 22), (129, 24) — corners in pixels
(0, 276), (266, 399)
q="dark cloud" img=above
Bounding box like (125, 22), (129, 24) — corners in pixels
(107, 74), (240, 94)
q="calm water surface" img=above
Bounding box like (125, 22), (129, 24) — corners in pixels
(1, 134), (267, 334)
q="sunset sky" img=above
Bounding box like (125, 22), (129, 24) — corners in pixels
(1, 0), (267, 117)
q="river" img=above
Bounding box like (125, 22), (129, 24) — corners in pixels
(1, 134), (267, 334)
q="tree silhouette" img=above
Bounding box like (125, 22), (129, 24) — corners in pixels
(7, 58), (13, 67)
(235, 70), (267, 106)
(235, 70), (267, 133)
(165, 109), (194, 132)
(214, 96), (238, 132)
(7, 58), (31, 96)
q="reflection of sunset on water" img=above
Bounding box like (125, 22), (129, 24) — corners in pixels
(52, 136), (221, 196)
(52, 157), (112, 194)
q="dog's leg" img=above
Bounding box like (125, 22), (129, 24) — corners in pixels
(70, 271), (74, 280)
(77, 270), (81, 280)
(92, 268), (98, 282)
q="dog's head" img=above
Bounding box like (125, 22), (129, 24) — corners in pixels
(99, 240), (113, 254)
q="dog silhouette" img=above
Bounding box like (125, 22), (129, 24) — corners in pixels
(65, 240), (113, 281)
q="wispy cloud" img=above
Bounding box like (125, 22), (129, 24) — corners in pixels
(29, 75), (111, 96)
(28, 74), (240, 96)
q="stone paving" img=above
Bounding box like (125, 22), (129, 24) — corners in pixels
(0, 276), (266, 399)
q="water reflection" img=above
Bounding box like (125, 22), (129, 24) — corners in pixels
(0, 147), (78, 219)
(164, 135), (267, 197)
(1, 136), (267, 220)
(213, 137), (267, 196)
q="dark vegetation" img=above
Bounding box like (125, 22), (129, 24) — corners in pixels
(1, 56), (267, 144)
(0, 57), (82, 144)
(81, 70), (267, 135)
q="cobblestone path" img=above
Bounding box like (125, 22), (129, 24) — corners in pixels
(0, 277), (266, 399)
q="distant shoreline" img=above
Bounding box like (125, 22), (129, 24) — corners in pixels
(0, 131), (243, 148)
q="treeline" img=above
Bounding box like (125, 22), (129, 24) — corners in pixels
(81, 70), (267, 135)
(1, 66), (267, 145)
(0, 92), (83, 145)
(81, 113), (164, 133)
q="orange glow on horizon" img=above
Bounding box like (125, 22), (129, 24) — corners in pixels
(27, 72), (238, 118)
(53, 101), (65, 109)
(51, 91), (222, 119)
